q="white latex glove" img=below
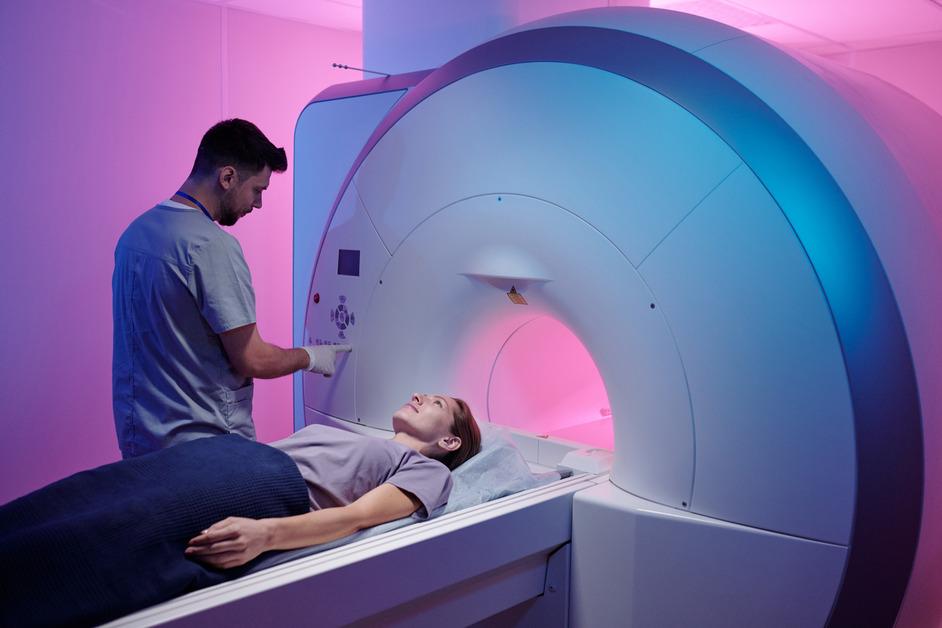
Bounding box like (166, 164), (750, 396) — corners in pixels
(302, 344), (352, 377)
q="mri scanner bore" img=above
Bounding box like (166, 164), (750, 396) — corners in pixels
(294, 6), (942, 627)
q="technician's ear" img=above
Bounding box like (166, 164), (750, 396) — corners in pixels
(438, 435), (461, 452)
(218, 166), (238, 191)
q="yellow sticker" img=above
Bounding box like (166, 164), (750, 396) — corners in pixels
(507, 286), (528, 305)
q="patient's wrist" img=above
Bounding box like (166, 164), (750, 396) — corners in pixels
(261, 518), (279, 551)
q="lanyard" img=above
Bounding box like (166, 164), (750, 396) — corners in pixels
(175, 190), (214, 221)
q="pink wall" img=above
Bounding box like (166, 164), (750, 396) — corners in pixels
(822, 38), (942, 628)
(826, 40), (942, 116)
(0, 0), (360, 503)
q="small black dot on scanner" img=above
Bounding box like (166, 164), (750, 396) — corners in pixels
(682, 501), (688, 507)
(650, 303), (656, 309)
(379, 280), (383, 285)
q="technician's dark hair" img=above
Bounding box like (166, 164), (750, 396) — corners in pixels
(440, 397), (482, 471)
(190, 118), (287, 179)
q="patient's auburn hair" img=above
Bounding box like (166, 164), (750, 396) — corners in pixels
(441, 398), (481, 471)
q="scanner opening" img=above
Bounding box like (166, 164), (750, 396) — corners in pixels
(486, 316), (613, 450)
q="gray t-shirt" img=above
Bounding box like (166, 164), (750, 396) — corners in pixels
(270, 425), (453, 519)
(112, 200), (257, 458)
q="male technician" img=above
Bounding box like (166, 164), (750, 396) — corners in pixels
(112, 119), (349, 458)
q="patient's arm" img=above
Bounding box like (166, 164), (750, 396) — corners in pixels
(185, 483), (421, 569)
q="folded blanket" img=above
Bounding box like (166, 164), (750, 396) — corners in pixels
(0, 435), (309, 627)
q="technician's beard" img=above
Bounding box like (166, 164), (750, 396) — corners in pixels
(218, 189), (241, 226)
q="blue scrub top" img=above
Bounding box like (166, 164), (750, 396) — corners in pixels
(112, 200), (257, 457)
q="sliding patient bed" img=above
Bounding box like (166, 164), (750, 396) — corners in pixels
(106, 471), (601, 627)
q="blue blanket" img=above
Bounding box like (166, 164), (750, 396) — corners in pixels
(0, 435), (309, 627)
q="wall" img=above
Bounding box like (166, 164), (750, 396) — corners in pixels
(825, 40), (942, 115)
(0, 0), (360, 503)
(823, 36), (942, 628)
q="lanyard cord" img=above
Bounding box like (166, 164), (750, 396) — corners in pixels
(175, 190), (214, 221)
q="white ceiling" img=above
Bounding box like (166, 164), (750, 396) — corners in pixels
(198, 0), (942, 53)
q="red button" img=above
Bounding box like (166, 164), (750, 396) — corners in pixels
(313, 293), (320, 304)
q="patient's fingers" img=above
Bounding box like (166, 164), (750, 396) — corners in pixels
(185, 516), (267, 569)
(187, 524), (238, 546)
(185, 539), (246, 556)
(187, 530), (231, 545)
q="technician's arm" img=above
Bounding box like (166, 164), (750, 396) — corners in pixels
(220, 324), (352, 379)
(219, 323), (309, 379)
(185, 484), (420, 569)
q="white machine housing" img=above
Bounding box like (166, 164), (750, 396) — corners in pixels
(280, 7), (940, 628)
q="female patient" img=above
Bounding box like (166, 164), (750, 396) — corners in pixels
(0, 393), (481, 626)
(187, 392), (481, 568)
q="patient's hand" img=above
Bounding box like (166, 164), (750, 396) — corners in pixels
(185, 516), (273, 569)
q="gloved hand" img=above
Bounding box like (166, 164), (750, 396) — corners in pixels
(302, 344), (352, 377)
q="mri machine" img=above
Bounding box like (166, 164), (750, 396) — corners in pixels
(112, 7), (942, 627)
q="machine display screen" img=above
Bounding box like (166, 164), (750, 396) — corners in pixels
(337, 249), (360, 276)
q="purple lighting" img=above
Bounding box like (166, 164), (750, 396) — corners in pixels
(0, 0), (361, 503)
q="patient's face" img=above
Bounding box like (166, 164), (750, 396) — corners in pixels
(392, 393), (458, 443)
